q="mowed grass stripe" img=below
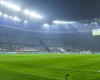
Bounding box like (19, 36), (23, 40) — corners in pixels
(0, 67), (58, 80)
(0, 54), (100, 80)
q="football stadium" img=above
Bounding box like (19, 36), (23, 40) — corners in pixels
(0, 0), (100, 80)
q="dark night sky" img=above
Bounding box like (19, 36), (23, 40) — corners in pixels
(16, 0), (100, 20)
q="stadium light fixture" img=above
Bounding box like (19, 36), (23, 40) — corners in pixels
(53, 20), (75, 24)
(0, 1), (21, 11)
(0, 12), (21, 22)
(8, 16), (21, 22)
(3, 14), (9, 18)
(8, 16), (13, 19)
(12, 16), (21, 22)
(43, 23), (50, 28)
(24, 20), (28, 23)
(23, 9), (43, 19)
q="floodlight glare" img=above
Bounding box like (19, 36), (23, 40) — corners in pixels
(8, 15), (21, 22)
(0, 1), (21, 11)
(13, 16), (21, 22)
(3, 14), (9, 18)
(43, 23), (50, 27)
(8, 16), (13, 19)
(24, 20), (28, 23)
(53, 20), (75, 24)
(23, 9), (43, 19)
(53, 20), (67, 24)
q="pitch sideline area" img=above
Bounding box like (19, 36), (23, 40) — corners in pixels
(0, 54), (100, 80)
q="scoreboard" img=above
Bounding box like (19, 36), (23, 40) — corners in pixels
(92, 29), (100, 36)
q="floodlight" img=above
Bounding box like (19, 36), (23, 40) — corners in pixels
(23, 9), (43, 19)
(43, 23), (50, 27)
(12, 16), (21, 22)
(53, 20), (75, 24)
(8, 15), (21, 22)
(8, 16), (13, 19)
(3, 14), (9, 18)
(43, 23), (50, 30)
(0, 1), (21, 11)
(24, 20), (28, 23)
(0, 12), (2, 16)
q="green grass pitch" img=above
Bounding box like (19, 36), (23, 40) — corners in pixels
(0, 54), (100, 80)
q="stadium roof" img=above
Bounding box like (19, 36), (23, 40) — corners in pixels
(0, 0), (100, 32)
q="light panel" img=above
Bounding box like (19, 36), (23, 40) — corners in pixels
(8, 16), (13, 19)
(0, 12), (26, 23)
(43, 23), (50, 27)
(8, 15), (21, 22)
(3, 14), (9, 18)
(23, 9), (43, 19)
(0, 1), (21, 11)
(53, 20), (75, 24)
(24, 20), (28, 23)
(12, 16), (21, 22)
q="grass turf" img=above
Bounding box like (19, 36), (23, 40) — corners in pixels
(0, 54), (100, 80)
